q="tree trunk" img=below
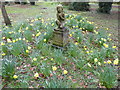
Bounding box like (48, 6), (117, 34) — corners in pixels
(1, 2), (11, 26)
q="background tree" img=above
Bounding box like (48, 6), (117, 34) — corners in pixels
(97, 0), (113, 14)
(1, 2), (11, 26)
(29, 0), (38, 5)
(69, 2), (90, 11)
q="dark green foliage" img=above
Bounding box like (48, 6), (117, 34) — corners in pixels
(69, 2), (90, 11)
(2, 56), (16, 80)
(97, 2), (113, 14)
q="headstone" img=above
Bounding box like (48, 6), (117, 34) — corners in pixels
(52, 4), (69, 48)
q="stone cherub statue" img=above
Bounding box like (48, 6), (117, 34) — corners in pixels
(56, 4), (65, 29)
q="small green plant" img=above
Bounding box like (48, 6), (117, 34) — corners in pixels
(2, 56), (16, 80)
(97, 66), (117, 88)
(43, 74), (72, 88)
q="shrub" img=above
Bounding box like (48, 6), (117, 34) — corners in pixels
(97, 2), (113, 14)
(69, 2), (90, 11)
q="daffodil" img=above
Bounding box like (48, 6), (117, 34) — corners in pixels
(2, 53), (6, 56)
(36, 32), (41, 37)
(113, 59), (119, 65)
(34, 72), (39, 78)
(41, 57), (44, 59)
(1, 42), (5, 45)
(31, 20), (34, 23)
(69, 34), (72, 37)
(112, 46), (116, 49)
(108, 34), (111, 36)
(103, 43), (108, 48)
(106, 28), (109, 30)
(107, 60), (112, 64)
(30, 24), (33, 26)
(8, 32), (12, 34)
(94, 58), (98, 63)
(103, 39), (106, 42)
(95, 32), (98, 34)
(16, 39), (19, 41)
(2, 37), (5, 39)
(104, 61), (107, 64)
(75, 42), (78, 45)
(28, 46), (31, 50)
(12, 40), (16, 43)
(44, 39), (46, 42)
(13, 75), (18, 79)
(26, 40), (29, 42)
(52, 66), (57, 71)
(33, 58), (37, 61)
(98, 62), (101, 66)
(7, 38), (12, 43)
(26, 50), (29, 53)
(44, 32), (47, 35)
(23, 38), (26, 41)
(32, 34), (35, 36)
(86, 51), (89, 54)
(63, 70), (68, 74)
(90, 50), (93, 53)
(87, 63), (91, 67)
(51, 58), (54, 61)
(19, 38), (21, 40)
(26, 27), (29, 30)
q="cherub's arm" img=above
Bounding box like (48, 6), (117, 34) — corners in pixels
(60, 13), (65, 21)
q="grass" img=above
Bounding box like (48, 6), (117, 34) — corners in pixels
(0, 2), (118, 42)
(1, 2), (119, 88)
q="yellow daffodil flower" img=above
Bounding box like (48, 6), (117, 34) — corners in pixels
(63, 70), (68, 74)
(7, 38), (12, 43)
(26, 27), (29, 30)
(1, 42), (5, 45)
(26, 50), (29, 53)
(103, 43), (108, 48)
(51, 58), (54, 61)
(36, 32), (41, 37)
(34, 72), (39, 78)
(113, 58), (119, 65)
(2, 53), (6, 56)
(69, 34), (72, 37)
(28, 46), (31, 50)
(44, 39), (46, 42)
(75, 42), (78, 45)
(2, 37), (5, 39)
(112, 46), (116, 49)
(98, 62), (101, 66)
(86, 51), (89, 54)
(13, 75), (18, 79)
(107, 60), (112, 64)
(52, 66), (57, 71)
(94, 58), (98, 63)
(87, 63), (91, 67)
(33, 58), (37, 61)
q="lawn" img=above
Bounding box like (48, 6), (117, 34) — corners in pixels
(1, 2), (119, 88)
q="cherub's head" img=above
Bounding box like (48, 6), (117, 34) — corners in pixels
(57, 4), (63, 13)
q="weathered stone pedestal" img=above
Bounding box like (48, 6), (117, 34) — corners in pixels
(52, 27), (69, 48)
